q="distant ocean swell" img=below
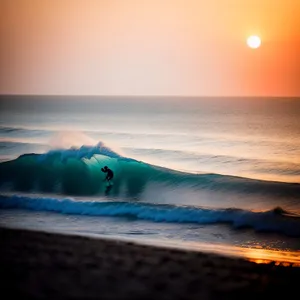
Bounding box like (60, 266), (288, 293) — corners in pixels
(0, 143), (300, 198)
(1, 194), (300, 237)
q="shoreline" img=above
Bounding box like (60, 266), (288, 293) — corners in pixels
(1, 227), (299, 299)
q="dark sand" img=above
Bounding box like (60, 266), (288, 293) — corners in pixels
(1, 227), (299, 299)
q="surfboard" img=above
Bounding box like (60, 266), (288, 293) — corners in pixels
(105, 184), (113, 194)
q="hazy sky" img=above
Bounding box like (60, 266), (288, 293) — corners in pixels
(1, 0), (299, 96)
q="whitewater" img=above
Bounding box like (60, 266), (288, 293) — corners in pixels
(0, 96), (300, 259)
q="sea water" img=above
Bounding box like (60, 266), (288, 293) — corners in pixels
(0, 96), (299, 263)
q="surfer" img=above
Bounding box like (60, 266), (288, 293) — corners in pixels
(101, 166), (114, 185)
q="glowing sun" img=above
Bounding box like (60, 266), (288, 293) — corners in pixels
(247, 35), (261, 49)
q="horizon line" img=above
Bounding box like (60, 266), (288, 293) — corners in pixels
(1, 94), (299, 99)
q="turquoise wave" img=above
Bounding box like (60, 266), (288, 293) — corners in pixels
(0, 143), (299, 198)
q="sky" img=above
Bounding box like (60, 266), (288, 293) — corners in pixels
(0, 0), (300, 97)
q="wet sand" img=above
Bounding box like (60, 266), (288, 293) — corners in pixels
(1, 226), (299, 299)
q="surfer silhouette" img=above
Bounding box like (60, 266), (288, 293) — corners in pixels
(101, 166), (114, 186)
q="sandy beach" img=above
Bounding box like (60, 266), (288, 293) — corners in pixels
(1, 227), (299, 299)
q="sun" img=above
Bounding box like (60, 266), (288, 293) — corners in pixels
(247, 35), (261, 49)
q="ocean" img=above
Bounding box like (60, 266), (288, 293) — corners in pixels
(1, 95), (300, 263)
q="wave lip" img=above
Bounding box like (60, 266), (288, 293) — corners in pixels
(1, 195), (300, 237)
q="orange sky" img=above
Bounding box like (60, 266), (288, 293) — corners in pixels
(0, 0), (299, 96)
